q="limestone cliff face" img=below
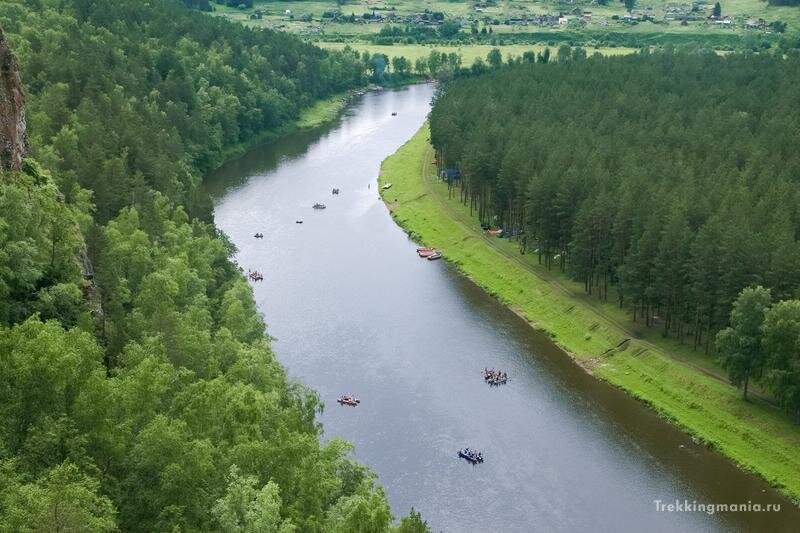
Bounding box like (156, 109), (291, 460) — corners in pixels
(0, 25), (28, 171)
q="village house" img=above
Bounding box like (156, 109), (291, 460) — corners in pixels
(745, 18), (767, 30)
(665, 2), (708, 22)
(709, 15), (734, 26)
(631, 7), (656, 20)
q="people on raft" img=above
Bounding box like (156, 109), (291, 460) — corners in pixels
(254, 232), (264, 239)
(337, 395), (360, 406)
(458, 448), (484, 463)
(483, 368), (508, 385)
(247, 269), (264, 281)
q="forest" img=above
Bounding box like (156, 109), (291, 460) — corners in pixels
(1, 0), (365, 222)
(0, 0), (427, 531)
(429, 50), (800, 419)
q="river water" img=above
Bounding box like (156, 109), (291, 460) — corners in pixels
(207, 84), (798, 532)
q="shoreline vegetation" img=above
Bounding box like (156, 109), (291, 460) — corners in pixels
(212, 82), (422, 175)
(210, 89), (356, 173)
(379, 123), (800, 504)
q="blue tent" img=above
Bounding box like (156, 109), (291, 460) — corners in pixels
(441, 168), (461, 182)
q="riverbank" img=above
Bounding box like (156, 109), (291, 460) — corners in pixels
(295, 90), (353, 129)
(379, 123), (800, 503)
(209, 89), (360, 173)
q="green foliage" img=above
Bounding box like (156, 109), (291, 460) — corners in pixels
(486, 48), (503, 68)
(1, 0), (365, 221)
(0, 461), (117, 532)
(391, 55), (411, 76)
(761, 300), (800, 420)
(212, 466), (296, 533)
(0, 170), (89, 327)
(438, 20), (461, 39)
(0, 318), (108, 455)
(430, 51), (800, 358)
(325, 482), (393, 533)
(716, 286), (772, 399)
(392, 507), (431, 533)
(0, 0), (416, 530)
(715, 287), (800, 417)
(770, 20), (788, 33)
(426, 50), (462, 79)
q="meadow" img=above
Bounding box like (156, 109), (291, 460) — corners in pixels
(318, 42), (637, 65)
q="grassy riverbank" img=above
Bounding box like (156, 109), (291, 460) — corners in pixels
(211, 89), (356, 171)
(295, 90), (352, 129)
(379, 124), (800, 503)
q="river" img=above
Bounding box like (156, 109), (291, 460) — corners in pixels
(206, 84), (798, 532)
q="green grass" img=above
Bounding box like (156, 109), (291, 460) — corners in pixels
(318, 42), (637, 65)
(296, 90), (351, 129)
(380, 123), (800, 503)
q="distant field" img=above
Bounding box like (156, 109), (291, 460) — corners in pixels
(318, 42), (637, 66)
(211, 0), (800, 40)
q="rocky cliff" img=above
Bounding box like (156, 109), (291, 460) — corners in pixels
(0, 25), (28, 171)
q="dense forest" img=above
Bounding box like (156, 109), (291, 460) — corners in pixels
(429, 50), (800, 418)
(1, 0), (364, 222)
(0, 0), (428, 531)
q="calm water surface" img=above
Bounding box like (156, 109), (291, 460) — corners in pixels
(208, 84), (799, 532)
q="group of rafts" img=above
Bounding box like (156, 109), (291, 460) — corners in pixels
(249, 177), (499, 463)
(338, 368), (510, 466)
(416, 247), (442, 261)
(249, 188), (345, 277)
(458, 448), (484, 464)
(483, 368), (508, 386)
